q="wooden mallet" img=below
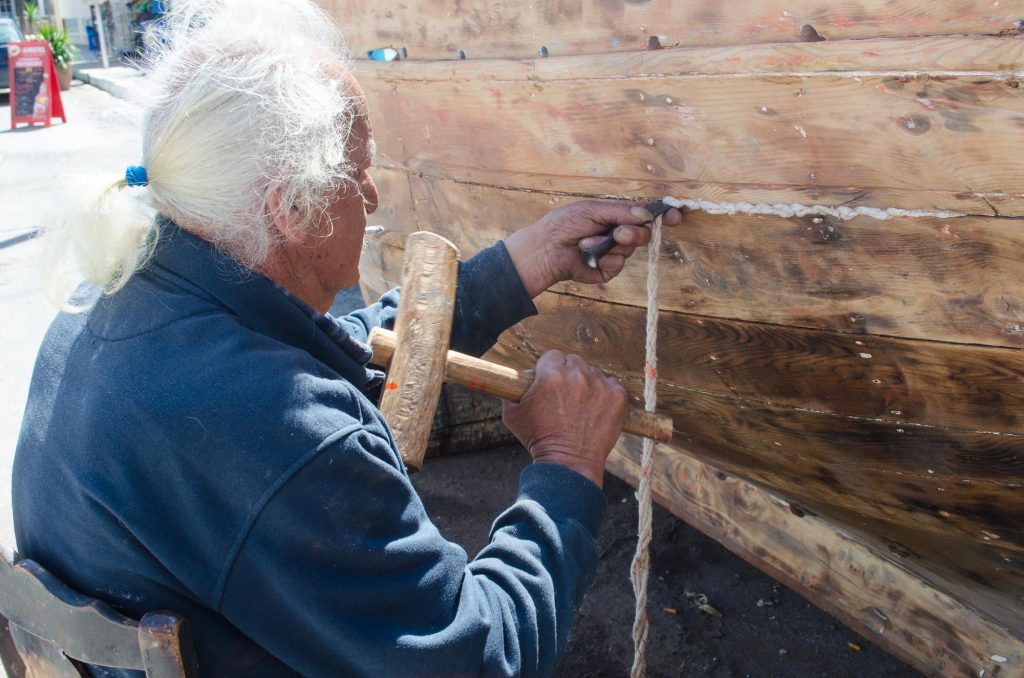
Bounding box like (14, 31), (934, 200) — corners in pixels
(372, 231), (674, 472)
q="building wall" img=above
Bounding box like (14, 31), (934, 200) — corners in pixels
(61, 0), (92, 44)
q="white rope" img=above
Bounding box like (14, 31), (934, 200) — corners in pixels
(624, 195), (959, 676)
(659, 196), (964, 221)
(629, 211), (663, 678)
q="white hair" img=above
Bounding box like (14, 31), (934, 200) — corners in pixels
(43, 0), (357, 310)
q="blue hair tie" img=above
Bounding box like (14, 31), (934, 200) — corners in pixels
(125, 165), (148, 187)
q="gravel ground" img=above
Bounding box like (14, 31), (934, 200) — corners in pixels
(333, 287), (918, 677)
(412, 445), (919, 677)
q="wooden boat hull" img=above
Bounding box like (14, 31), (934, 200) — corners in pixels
(328, 2), (1024, 673)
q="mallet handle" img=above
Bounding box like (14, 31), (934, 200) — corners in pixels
(369, 327), (674, 443)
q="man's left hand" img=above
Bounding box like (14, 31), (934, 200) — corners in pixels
(503, 200), (684, 298)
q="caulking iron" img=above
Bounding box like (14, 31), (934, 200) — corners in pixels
(580, 200), (674, 270)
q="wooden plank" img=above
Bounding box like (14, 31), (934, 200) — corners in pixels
(321, 0), (1024, 60)
(365, 167), (1024, 348)
(364, 234), (1024, 434)
(357, 37), (1024, 215)
(518, 295), (1024, 435)
(607, 435), (1024, 677)
(360, 238), (1024, 635)
(359, 35), (1024, 81)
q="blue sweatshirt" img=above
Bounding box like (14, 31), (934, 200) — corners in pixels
(13, 224), (607, 677)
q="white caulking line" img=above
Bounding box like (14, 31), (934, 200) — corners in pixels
(541, 70), (1024, 83)
(660, 197), (966, 221)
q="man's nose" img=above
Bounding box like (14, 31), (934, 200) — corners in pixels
(363, 175), (379, 215)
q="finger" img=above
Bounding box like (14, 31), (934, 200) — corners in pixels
(597, 254), (626, 280)
(581, 200), (654, 227)
(535, 350), (567, 378)
(605, 374), (626, 391)
(662, 207), (684, 227)
(612, 224), (651, 248)
(500, 398), (519, 422)
(565, 353), (588, 372)
(578, 234), (614, 251)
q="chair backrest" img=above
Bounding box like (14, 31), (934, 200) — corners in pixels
(0, 545), (199, 677)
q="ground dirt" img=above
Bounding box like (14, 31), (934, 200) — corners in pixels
(412, 445), (920, 678)
(331, 285), (921, 677)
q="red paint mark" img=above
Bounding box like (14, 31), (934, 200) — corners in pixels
(568, 99), (604, 117)
(387, 381), (398, 390)
(488, 87), (503, 104)
(644, 363), (658, 380)
(763, 54), (811, 68)
(468, 378), (480, 390)
(860, 50), (881, 57)
(543, 103), (572, 120)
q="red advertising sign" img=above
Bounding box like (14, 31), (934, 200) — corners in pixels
(8, 41), (66, 129)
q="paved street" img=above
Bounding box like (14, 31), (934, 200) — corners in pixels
(0, 81), (143, 548)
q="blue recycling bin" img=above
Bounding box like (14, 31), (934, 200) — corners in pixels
(86, 25), (98, 52)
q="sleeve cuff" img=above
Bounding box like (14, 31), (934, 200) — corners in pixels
(451, 241), (538, 357)
(517, 462), (607, 539)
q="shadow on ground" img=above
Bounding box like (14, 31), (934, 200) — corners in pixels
(334, 286), (918, 677)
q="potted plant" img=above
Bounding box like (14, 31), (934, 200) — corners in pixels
(23, 1), (39, 34)
(39, 22), (79, 91)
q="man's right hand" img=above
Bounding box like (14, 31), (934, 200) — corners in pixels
(502, 350), (627, 488)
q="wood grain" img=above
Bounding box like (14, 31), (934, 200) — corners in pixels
(377, 232), (460, 472)
(425, 385), (516, 459)
(0, 547), (197, 677)
(0, 549), (143, 670)
(370, 327), (674, 441)
(139, 613), (200, 678)
(366, 168), (1024, 348)
(361, 239), (1024, 634)
(358, 44), (1024, 215)
(360, 35), (1024, 82)
(518, 295), (1024, 435)
(366, 235), (1024, 433)
(608, 436), (1024, 677)
(321, 0), (1023, 60)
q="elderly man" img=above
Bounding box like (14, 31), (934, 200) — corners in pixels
(14, 1), (681, 676)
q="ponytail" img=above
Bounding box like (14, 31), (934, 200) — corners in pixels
(41, 174), (159, 312)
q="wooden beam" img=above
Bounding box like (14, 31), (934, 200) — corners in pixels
(321, 1), (1023, 59)
(607, 435), (1023, 677)
(366, 167), (1024, 348)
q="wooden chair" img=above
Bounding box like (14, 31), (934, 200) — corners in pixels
(0, 545), (199, 677)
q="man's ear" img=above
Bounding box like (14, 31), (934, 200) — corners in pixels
(266, 185), (305, 244)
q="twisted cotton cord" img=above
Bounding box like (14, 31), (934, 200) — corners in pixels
(630, 211), (663, 678)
